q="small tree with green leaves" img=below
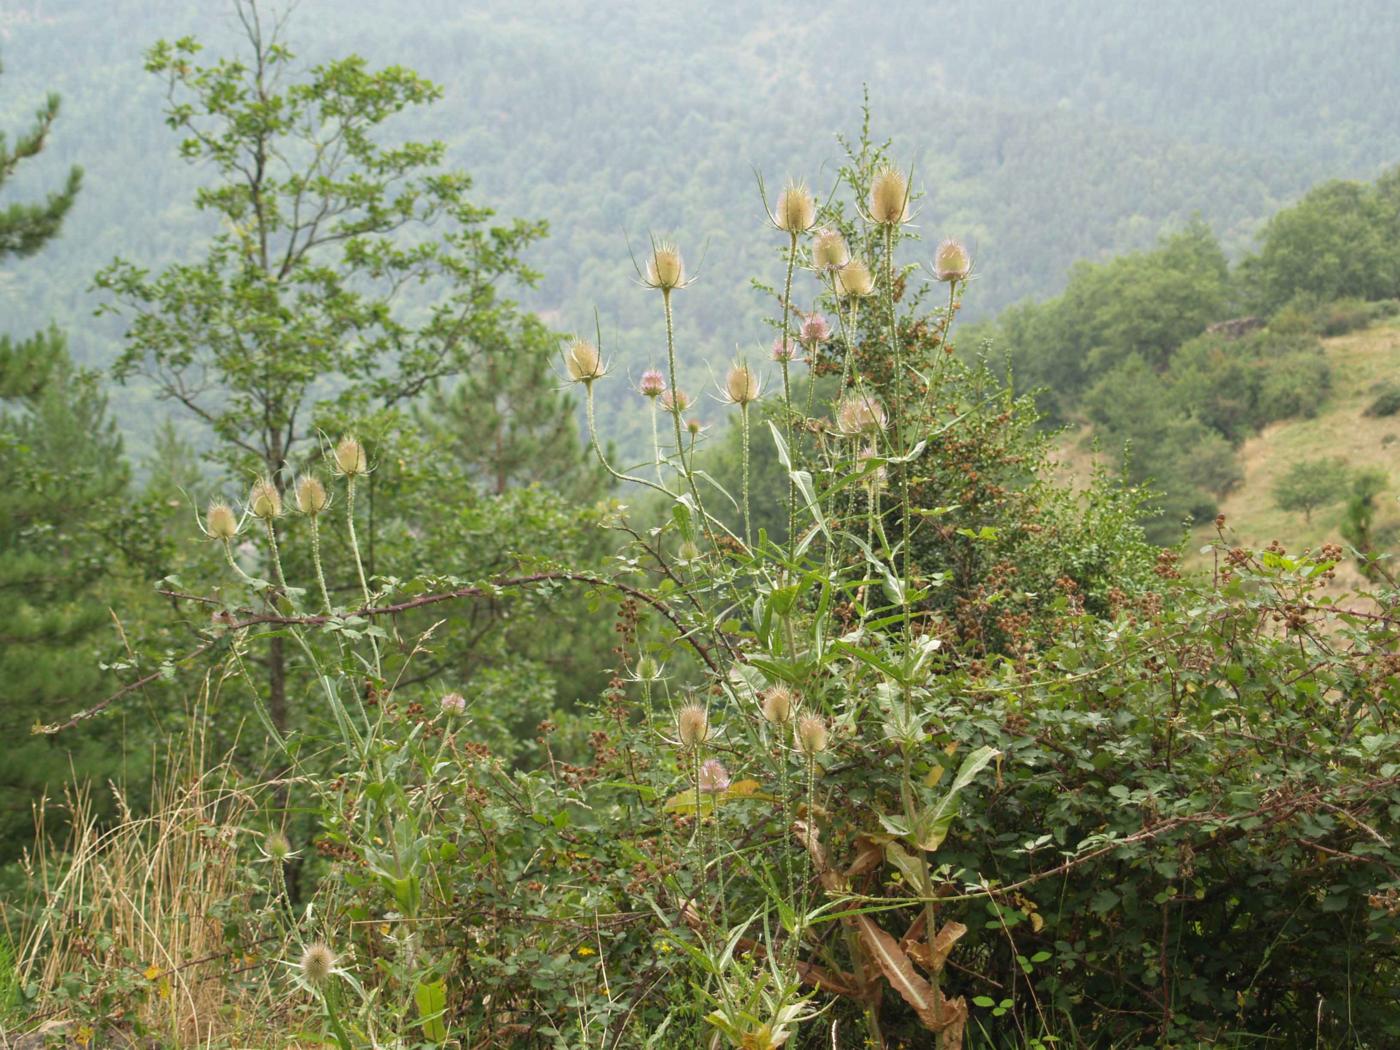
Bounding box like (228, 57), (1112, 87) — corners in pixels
(1271, 455), (1351, 523)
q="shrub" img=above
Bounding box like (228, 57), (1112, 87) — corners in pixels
(1364, 382), (1400, 418)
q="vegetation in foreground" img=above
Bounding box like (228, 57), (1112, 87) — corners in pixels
(3, 5), (1400, 1049)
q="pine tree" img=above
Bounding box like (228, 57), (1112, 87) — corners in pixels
(0, 71), (128, 860)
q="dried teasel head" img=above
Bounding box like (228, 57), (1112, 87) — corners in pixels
(835, 259), (874, 298)
(294, 475), (329, 516)
(772, 179), (817, 234)
(205, 502), (240, 541)
(836, 392), (888, 436)
(249, 477), (282, 520)
(869, 167), (911, 226)
(563, 338), (605, 383)
(760, 684), (797, 725)
(676, 703), (709, 748)
(933, 237), (972, 283)
(811, 228), (850, 272)
(299, 942), (337, 986)
(796, 714), (829, 756)
(334, 436), (369, 478)
(722, 362), (762, 407)
(645, 241), (686, 291)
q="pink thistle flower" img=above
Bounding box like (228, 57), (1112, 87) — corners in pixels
(799, 312), (831, 345)
(771, 336), (798, 363)
(639, 369), (666, 398)
(697, 758), (731, 794)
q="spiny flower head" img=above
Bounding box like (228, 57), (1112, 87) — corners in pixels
(723, 362), (762, 407)
(772, 179), (816, 234)
(760, 684), (797, 725)
(294, 475), (328, 516)
(440, 692), (467, 717)
(836, 392), (888, 436)
(676, 703), (709, 748)
(635, 655), (662, 681)
(869, 167), (911, 225)
(686, 417), (704, 437)
(858, 443), (888, 493)
(836, 259), (874, 298)
(639, 369), (666, 398)
(797, 714), (829, 756)
(205, 502), (240, 541)
(263, 830), (293, 862)
(645, 242), (686, 291)
(661, 388), (691, 414)
(799, 312), (831, 345)
(333, 436), (368, 477)
(697, 758), (731, 794)
(563, 338), (605, 383)
(299, 942), (337, 986)
(677, 539), (702, 562)
(933, 238), (972, 283)
(249, 477), (282, 520)
(770, 336), (798, 363)
(811, 228), (850, 272)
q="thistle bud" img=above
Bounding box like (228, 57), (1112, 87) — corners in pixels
(686, 417), (703, 437)
(334, 436), (368, 477)
(796, 714), (829, 756)
(264, 830), (293, 862)
(697, 758), (731, 794)
(295, 475), (329, 516)
(635, 655), (662, 681)
(440, 692), (467, 717)
(773, 180), (816, 234)
(770, 336), (798, 363)
(933, 238), (972, 283)
(724, 363), (761, 406)
(639, 369), (666, 398)
(661, 388), (691, 414)
(564, 338), (604, 383)
(760, 684), (796, 725)
(676, 703), (709, 748)
(299, 942), (337, 986)
(836, 392), (888, 436)
(677, 540), (702, 562)
(799, 312), (831, 346)
(811, 229), (850, 272)
(249, 478), (282, 520)
(870, 168), (911, 226)
(645, 242), (686, 291)
(205, 502), (239, 541)
(836, 259), (874, 298)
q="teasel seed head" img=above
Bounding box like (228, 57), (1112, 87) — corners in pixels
(264, 830), (293, 862)
(299, 942), (337, 986)
(686, 417), (703, 437)
(836, 259), (875, 298)
(564, 337), (605, 383)
(770, 336), (798, 363)
(723, 362), (762, 406)
(933, 238), (972, 283)
(334, 436), (368, 478)
(639, 368), (666, 398)
(697, 758), (731, 794)
(635, 655), (662, 681)
(677, 539), (702, 562)
(295, 475), (329, 516)
(440, 692), (467, 717)
(205, 502), (240, 541)
(645, 241), (686, 291)
(773, 179), (816, 234)
(249, 477), (282, 520)
(869, 168), (911, 226)
(660, 388), (691, 415)
(797, 714), (829, 756)
(760, 684), (797, 725)
(676, 703), (709, 748)
(811, 228), (850, 272)
(836, 392), (888, 436)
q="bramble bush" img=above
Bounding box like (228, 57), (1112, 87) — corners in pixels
(14, 122), (1400, 1050)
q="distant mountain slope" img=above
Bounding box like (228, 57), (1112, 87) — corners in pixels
(3, 1), (1399, 454)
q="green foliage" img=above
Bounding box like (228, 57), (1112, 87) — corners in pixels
(1271, 456), (1351, 523)
(1364, 381), (1400, 418)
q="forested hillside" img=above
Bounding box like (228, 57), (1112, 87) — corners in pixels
(5, 0), (1400, 454)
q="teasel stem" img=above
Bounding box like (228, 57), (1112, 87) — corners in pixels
(585, 382), (669, 494)
(740, 401), (753, 548)
(344, 474), (381, 677)
(780, 230), (798, 551)
(883, 224), (913, 633)
(662, 288), (723, 554)
(919, 279), (963, 422)
(309, 516), (333, 614)
(262, 517), (287, 594)
(649, 397), (667, 490)
(321, 980), (354, 1050)
(221, 537), (259, 589)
